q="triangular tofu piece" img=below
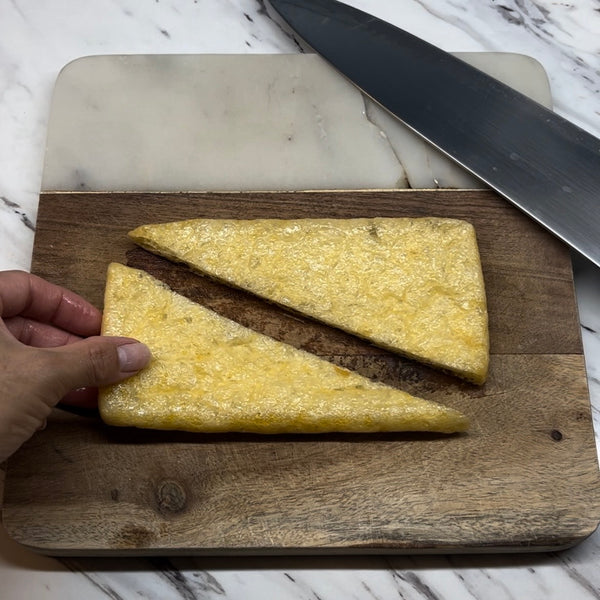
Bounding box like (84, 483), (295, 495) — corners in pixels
(129, 217), (489, 384)
(99, 263), (468, 434)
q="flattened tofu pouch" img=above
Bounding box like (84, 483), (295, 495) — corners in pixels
(129, 217), (489, 384)
(99, 263), (469, 434)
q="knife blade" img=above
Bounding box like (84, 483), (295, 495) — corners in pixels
(266, 0), (600, 267)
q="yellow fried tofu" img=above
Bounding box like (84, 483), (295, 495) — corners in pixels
(99, 263), (468, 434)
(129, 217), (489, 384)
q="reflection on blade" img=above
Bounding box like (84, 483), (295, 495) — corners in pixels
(267, 0), (600, 267)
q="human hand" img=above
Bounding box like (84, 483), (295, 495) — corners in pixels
(0, 270), (150, 462)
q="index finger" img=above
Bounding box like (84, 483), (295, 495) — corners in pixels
(0, 270), (102, 336)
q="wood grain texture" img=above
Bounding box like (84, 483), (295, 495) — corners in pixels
(3, 190), (599, 555)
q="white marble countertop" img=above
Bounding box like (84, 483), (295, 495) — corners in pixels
(1, 1), (600, 598)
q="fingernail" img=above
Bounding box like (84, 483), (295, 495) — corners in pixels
(117, 342), (151, 372)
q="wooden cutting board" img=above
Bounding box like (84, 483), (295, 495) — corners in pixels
(3, 190), (600, 555)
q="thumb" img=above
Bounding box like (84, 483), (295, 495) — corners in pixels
(0, 337), (151, 462)
(45, 336), (152, 399)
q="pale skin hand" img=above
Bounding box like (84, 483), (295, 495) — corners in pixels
(0, 270), (150, 462)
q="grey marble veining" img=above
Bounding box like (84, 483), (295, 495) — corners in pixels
(40, 52), (551, 193)
(1, 1), (600, 599)
(41, 54), (405, 192)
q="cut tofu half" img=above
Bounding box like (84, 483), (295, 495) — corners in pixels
(99, 263), (468, 434)
(129, 217), (489, 384)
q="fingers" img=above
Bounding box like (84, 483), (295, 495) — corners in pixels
(61, 387), (100, 410)
(4, 315), (83, 347)
(0, 273), (151, 462)
(0, 336), (151, 462)
(2, 324), (150, 406)
(0, 270), (101, 336)
(43, 336), (152, 398)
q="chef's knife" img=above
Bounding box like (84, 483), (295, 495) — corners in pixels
(266, 0), (600, 267)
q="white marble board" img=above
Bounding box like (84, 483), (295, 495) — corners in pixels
(41, 53), (551, 193)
